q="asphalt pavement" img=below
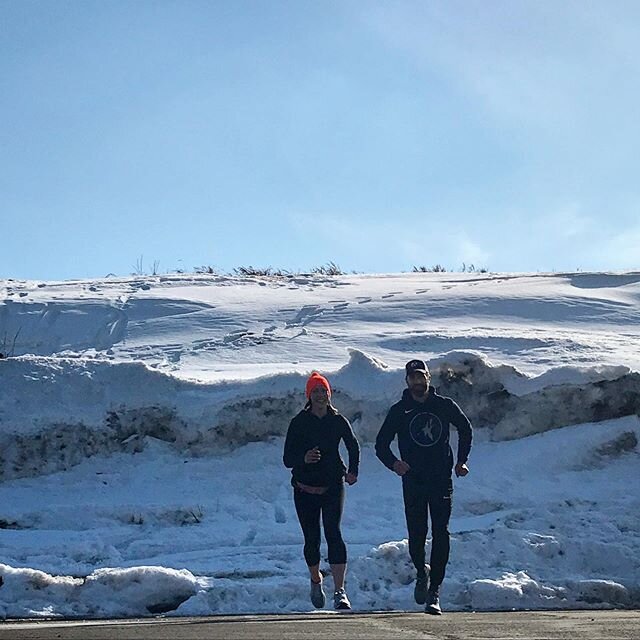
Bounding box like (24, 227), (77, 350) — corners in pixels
(1, 610), (639, 640)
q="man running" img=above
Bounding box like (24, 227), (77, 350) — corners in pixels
(375, 359), (472, 615)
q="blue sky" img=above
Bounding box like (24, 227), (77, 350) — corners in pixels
(2, 0), (639, 280)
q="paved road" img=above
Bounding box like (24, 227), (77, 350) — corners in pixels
(1, 610), (638, 640)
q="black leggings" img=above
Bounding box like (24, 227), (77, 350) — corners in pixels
(402, 476), (453, 589)
(293, 482), (347, 566)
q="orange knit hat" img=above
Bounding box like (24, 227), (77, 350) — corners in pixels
(305, 372), (331, 398)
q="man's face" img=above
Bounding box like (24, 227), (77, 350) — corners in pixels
(406, 370), (430, 397)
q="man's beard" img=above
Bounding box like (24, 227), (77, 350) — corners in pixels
(410, 383), (428, 397)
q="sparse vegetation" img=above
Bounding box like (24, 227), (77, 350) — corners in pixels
(1, 327), (22, 358)
(125, 258), (500, 279)
(183, 506), (204, 525)
(230, 263), (347, 278)
(129, 513), (144, 526)
(412, 263), (489, 274)
(123, 257), (350, 279)
(0, 518), (22, 529)
(233, 266), (281, 277)
(460, 263), (488, 273)
(120, 252), (355, 279)
(132, 255), (145, 276)
(413, 264), (447, 273)
(131, 256), (161, 276)
(311, 261), (344, 276)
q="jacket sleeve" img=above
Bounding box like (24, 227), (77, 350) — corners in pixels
(341, 417), (360, 476)
(375, 406), (400, 471)
(448, 399), (472, 464)
(283, 417), (305, 468)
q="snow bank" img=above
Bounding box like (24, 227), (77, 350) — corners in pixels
(430, 351), (640, 440)
(0, 564), (198, 619)
(465, 573), (634, 610)
(1, 350), (639, 480)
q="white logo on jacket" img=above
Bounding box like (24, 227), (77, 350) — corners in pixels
(409, 412), (444, 447)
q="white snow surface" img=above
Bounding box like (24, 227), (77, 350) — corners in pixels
(1, 271), (639, 618)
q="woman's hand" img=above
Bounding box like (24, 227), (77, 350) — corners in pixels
(304, 447), (321, 464)
(345, 472), (358, 485)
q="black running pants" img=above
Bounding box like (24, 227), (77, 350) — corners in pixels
(293, 482), (347, 566)
(402, 475), (453, 589)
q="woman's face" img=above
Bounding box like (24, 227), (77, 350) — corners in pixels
(310, 385), (330, 408)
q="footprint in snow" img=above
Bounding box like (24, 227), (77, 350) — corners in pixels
(223, 331), (248, 344)
(285, 305), (324, 328)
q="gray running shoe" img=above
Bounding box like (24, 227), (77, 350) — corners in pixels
(425, 589), (442, 615)
(414, 564), (430, 605)
(310, 578), (326, 608)
(333, 588), (351, 610)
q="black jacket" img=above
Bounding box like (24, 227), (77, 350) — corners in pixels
(283, 407), (360, 487)
(375, 387), (472, 481)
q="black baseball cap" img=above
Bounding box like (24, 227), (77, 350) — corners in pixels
(405, 359), (430, 375)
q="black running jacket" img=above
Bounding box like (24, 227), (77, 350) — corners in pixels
(283, 408), (360, 487)
(375, 387), (472, 481)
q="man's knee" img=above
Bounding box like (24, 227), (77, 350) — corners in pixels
(431, 523), (450, 540)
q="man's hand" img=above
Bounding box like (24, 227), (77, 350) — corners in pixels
(455, 462), (469, 477)
(345, 472), (358, 485)
(304, 447), (321, 464)
(392, 459), (411, 476)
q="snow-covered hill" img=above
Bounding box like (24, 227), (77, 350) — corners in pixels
(1, 271), (639, 618)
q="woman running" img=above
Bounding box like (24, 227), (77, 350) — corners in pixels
(283, 372), (360, 610)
